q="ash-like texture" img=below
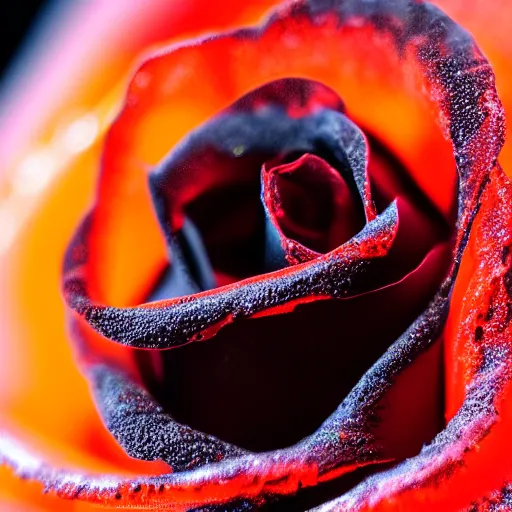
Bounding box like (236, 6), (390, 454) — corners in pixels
(89, 364), (245, 471)
(466, 485), (512, 512)
(39, 0), (512, 510)
(66, 202), (397, 348)
(63, 0), (502, 349)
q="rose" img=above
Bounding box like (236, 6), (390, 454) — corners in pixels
(0, 1), (508, 512)
(58, 0), (512, 508)
(1, 1), (512, 511)
(0, 0), (510, 510)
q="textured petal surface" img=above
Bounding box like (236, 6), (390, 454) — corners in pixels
(0, 0), (284, 502)
(1, 0), (510, 510)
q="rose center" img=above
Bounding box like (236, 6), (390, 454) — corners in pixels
(137, 78), (454, 454)
(263, 153), (364, 256)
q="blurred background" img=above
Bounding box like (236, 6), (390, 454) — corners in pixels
(0, 2), (47, 77)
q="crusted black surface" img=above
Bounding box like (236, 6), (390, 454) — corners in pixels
(149, 80), (372, 289)
(50, 0), (507, 509)
(313, 346), (509, 511)
(149, 91), (370, 229)
(63, 0), (503, 350)
(467, 485), (512, 512)
(66, 203), (397, 348)
(89, 364), (245, 471)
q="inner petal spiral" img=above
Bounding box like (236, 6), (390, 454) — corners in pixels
(134, 78), (455, 453)
(56, 0), (505, 507)
(262, 153), (364, 262)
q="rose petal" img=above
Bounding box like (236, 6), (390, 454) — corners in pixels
(48, 0), (506, 509)
(465, 484), (512, 511)
(309, 164), (512, 510)
(262, 153), (365, 265)
(63, 0), (482, 349)
(150, 217), (217, 299)
(149, 79), (371, 280)
(0, 253), (452, 509)
(88, 364), (244, 470)
(156, 241), (450, 453)
(65, 202), (398, 349)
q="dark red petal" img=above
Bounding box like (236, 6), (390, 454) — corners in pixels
(1, 251), (451, 509)
(149, 217), (217, 299)
(88, 364), (245, 471)
(148, 80), (372, 282)
(310, 163), (512, 511)
(62, 0), (492, 349)
(227, 77), (345, 117)
(157, 241), (450, 453)
(65, 203), (398, 349)
(262, 153), (365, 264)
(55, 0), (506, 509)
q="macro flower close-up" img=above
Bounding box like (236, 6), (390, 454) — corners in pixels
(1, 0), (512, 510)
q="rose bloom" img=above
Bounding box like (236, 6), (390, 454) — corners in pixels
(1, 0), (512, 510)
